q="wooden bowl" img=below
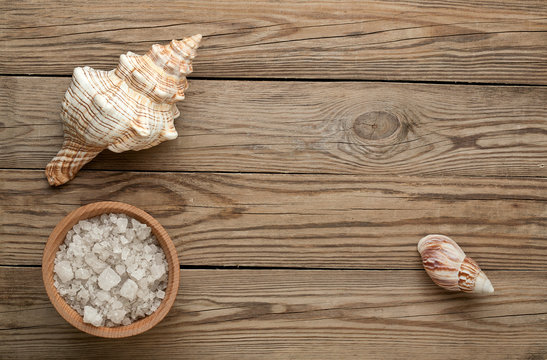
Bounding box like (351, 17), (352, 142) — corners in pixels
(42, 201), (180, 338)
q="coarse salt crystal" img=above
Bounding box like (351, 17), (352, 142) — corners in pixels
(83, 306), (103, 327)
(81, 221), (92, 231)
(112, 299), (123, 309)
(107, 309), (126, 324)
(75, 268), (91, 280)
(119, 235), (130, 245)
(84, 254), (107, 274)
(120, 279), (138, 301)
(54, 260), (74, 283)
(115, 264), (126, 275)
(96, 290), (110, 302)
(98, 267), (121, 291)
(150, 264), (166, 280)
(116, 217), (128, 233)
(130, 268), (146, 281)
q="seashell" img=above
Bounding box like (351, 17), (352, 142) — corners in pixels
(417, 234), (494, 294)
(45, 34), (202, 186)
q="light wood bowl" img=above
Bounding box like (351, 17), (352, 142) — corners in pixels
(42, 201), (180, 338)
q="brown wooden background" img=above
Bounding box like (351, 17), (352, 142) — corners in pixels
(1, 1), (546, 359)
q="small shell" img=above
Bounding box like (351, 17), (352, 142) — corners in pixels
(45, 34), (202, 186)
(417, 234), (494, 294)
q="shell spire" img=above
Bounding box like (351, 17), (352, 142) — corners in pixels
(45, 34), (202, 186)
(417, 234), (494, 294)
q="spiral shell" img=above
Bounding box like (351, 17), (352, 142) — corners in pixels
(417, 234), (494, 294)
(45, 34), (202, 186)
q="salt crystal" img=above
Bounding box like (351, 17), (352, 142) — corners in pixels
(73, 233), (81, 242)
(136, 289), (146, 299)
(120, 279), (138, 301)
(81, 221), (92, 231)
(156, 290), (165, 299)
(84, 254), (107, 274)
(116, 217), (128, 233)
(115, 264), (125, 275)
(130, 218), (141, 229)
(127, 262), (138, 273)
(126, 228), (136, 241)
(112, 244), (122, 254)
(130, 268), (146, 281)
(96, 290), (110, 302)
(137, 277), (150, 289)
(54, 261), (74, 283)
(83, 306), (103, 327)
(150, 264), (165, 280)
(77, 288), (90, 302)
(92, 243), (103, 254)
(119, 235), (130, 245)
(154, 253), (164, 264)
(69, 242), (85, 257)
(75, 268), (91, 280)
(107, 309), (126, 324)
(98, 267), (121, 291)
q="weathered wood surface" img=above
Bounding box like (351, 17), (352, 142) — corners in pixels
(2, 170), (545, 269)
(2, 77), (546, 177)
(1, 267), (545, 359)
(1, 1), (546, 83)
(1, 1), (546, 358)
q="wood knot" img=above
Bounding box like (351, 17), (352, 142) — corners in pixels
(353, 111), (400, 141)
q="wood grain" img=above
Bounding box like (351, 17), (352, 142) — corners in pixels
(2, 77), (546, 177)
(1, 170), (545, 269)
(1, 1), (546, 83)
(1, 267), (546, 359)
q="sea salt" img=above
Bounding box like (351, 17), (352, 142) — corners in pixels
(98, 267), (121, 291)
(53, 213), (168, 327)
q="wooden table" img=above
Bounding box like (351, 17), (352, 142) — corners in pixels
(1, 1), (546, 359)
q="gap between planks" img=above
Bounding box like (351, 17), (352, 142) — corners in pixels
(0, 264), (545, 272)
(1, 74), (547, 87)
(1, 167), (546, 180)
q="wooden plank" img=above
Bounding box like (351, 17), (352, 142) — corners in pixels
(1, 170), (545, 269)
(1, 1), (546, 83)
(1, 77), (546, 177)
(1, 267), (545, 359)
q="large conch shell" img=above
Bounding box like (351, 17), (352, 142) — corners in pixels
(418, 234), (494, 294)
(45, 34), (202, 186)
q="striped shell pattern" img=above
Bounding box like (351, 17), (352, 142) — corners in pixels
(45, 34), (202, 186)
(418, 234), (494, 294)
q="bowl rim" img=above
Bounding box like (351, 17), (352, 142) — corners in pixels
(42, 201), (180, 338)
